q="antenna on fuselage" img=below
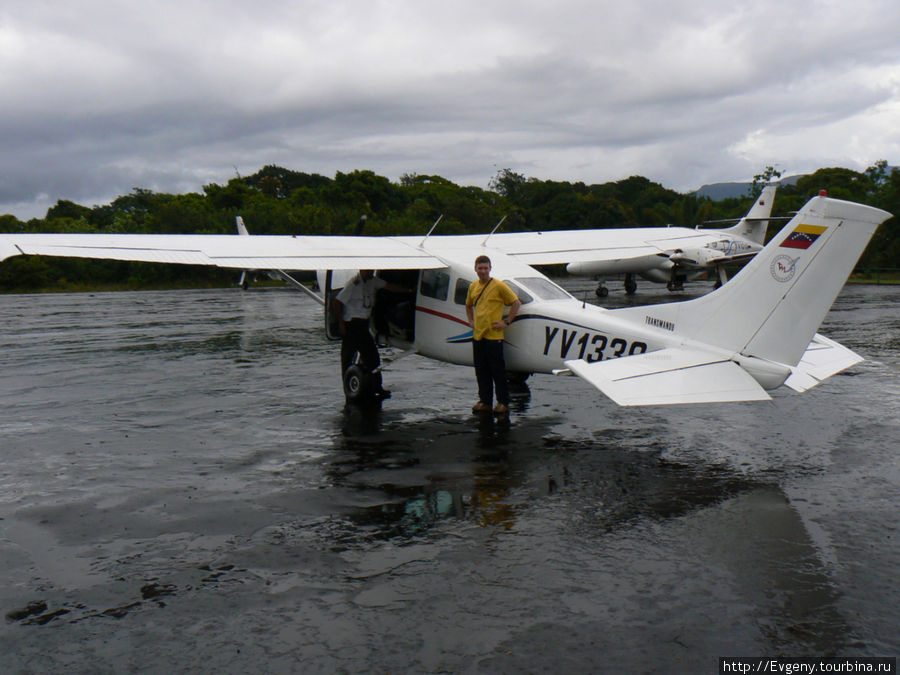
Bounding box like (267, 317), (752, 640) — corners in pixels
(419, 214), (443, 247)
(481, 215), (507, 247)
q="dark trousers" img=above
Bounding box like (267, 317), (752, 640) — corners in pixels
(473, 338), (509, 406)
(341, 319), (383, 391)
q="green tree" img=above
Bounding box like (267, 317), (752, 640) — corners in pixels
(751, 165), (782, 198)
(46, 199), (93, 222)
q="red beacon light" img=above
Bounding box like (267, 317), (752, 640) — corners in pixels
(819, 189), (828, 196)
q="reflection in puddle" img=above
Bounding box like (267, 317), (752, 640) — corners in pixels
(319, 411), (856, 657)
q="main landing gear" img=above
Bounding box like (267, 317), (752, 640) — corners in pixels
(624, 273), (637, 295)
(595, 273), (638, 296)
(666, 269), (686, 292)
(342, 354), (390, 405)
(343, 363), (373, 402)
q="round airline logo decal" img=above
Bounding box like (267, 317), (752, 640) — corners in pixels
(770, 255), (798, 282)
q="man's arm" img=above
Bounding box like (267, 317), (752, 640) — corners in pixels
(506, 299), (521, 324)
(492, 298), (520, 331)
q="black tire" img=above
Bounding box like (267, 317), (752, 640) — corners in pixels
(343, 364), (374, 402)
(595, 285), (609, 298)
(624, 277), (637, 295)
(507, 371), (532, 387)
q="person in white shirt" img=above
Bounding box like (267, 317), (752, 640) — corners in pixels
(333, 270), (408, 399)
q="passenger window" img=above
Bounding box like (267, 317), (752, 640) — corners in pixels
(420, 269), (450, 301)
(454, 278), (470, 305)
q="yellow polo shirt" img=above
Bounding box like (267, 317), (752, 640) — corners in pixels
(467, 278), (518, 340)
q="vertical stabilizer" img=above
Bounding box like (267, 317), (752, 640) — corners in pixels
(722, 184), (777, 244)
(617, 195), (891, 367)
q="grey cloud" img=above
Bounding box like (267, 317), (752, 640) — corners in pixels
(2, 1), (899, 219)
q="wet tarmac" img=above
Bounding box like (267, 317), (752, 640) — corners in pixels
(0, 281), (897, 672)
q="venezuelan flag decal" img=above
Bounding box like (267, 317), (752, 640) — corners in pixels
(780, 223), (827, 250)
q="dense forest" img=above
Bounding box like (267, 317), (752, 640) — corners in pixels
(0, 162), (897, 292)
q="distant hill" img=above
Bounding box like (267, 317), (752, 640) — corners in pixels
(693, 174), (803, 200)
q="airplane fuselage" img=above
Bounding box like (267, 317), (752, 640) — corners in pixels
(397, 250), (668, 375)
(566, 231), (762, 279)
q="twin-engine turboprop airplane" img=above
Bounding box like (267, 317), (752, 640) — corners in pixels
(567, 185), (779, 296)
(0, 193), (890, 406)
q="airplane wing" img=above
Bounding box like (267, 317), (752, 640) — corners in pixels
(784, 333), (864, 393)
(0, 233), (447, 271)
(667, 246), (760, 269)
(473, 228), (711, 266)
(710, 250), (759, 265)
(0, 227), (746, 273)
(564, 348), (771, 406)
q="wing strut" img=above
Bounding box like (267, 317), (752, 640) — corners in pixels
(481, 215), (507, 246)
(276, 271), (325, 305)
(418, 214), (444, 247)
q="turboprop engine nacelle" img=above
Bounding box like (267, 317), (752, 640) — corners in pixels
(668, 246), (726, 269)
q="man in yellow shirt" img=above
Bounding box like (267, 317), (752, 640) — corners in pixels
(466, 255), (520, 415)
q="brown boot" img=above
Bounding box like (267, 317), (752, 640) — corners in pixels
(493, 403), (509, 416)
(472, 401), (490, 413)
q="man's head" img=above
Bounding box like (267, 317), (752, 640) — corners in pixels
(474, 255), (491, 282)
(358, 269), (374, 281)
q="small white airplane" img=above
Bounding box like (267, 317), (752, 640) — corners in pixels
(567, 185), (779, 296)
(0, 192), (891, 406)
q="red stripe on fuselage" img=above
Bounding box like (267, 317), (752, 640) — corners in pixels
(415, 305), (470, 327)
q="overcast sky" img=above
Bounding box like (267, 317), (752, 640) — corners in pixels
(2, 0), (899, 220)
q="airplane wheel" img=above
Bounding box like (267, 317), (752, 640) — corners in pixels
(595, 286), (609, 298)
(624, 276), (637, 295)
(343, 364), (373, 402)
(507, 371), (531, 389)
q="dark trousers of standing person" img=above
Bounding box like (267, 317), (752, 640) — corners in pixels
(341, 318), (383, 391)
(473, 338), (509, 406)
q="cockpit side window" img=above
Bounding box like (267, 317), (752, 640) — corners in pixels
(504, 280), (532, 305)
(514, 277), (571, 300)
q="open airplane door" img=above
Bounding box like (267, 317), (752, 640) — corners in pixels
(324, 269), (360, 340)
(324, 271), (342, 341)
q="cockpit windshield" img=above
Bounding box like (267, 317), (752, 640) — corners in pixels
(513, 277), (572, 301)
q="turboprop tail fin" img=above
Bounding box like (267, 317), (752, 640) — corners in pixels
(721, 184), (777, 244)
(615, 194), (892, 368)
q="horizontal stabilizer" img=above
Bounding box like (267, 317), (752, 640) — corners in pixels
(565, 348), (770, 406)
(784, 333), (863, 392)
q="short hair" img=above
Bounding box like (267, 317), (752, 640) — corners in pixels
(474, 255), (491, 266)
